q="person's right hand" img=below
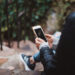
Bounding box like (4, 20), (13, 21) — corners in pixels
(45, 34), (53, 48)
(35, 38), (45, 49)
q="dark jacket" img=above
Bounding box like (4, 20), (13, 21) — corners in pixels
(40, 12), (75, 75)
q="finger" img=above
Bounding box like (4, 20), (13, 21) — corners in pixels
(35, 38), (44, 42)
(38, 38), (44, 42)
(45, 34), (52, 38)
(35, 37), (39, 40)
(35, 38), (41, 44)
(48, 39), (53, 43)
(35, 38), (39, 42)
(45, 34), (51, 36)
(48, 37), (53, 41)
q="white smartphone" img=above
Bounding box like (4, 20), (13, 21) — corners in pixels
(32, 25), (47, 42)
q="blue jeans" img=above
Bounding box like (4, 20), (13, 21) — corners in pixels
(33, 52), (40, 62)
(33, 50), (56, 62)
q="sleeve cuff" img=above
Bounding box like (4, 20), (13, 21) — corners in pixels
(39, 42), (49, 50)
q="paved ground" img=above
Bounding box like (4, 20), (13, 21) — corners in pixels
(0, 40), (43, 75)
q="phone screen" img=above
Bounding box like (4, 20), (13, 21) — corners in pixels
(35, 28), (47, 42)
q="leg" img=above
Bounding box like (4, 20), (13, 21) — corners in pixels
(20, 51), (40, 71)
(30, 50), (56, 63)
(32, 51), (40, 62)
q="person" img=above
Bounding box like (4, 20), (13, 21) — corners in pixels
(20, 32), (61, 71)
(35, 12), (75, 74)
(20, 12), (75, 74)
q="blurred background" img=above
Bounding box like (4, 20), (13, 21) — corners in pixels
(0, 0), (75, 74)
(0, 0), (75, 49)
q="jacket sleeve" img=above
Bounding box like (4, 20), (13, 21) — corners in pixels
(40, 42), (56, 73)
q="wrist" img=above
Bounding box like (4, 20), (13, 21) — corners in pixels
(39, 42), (49, 49)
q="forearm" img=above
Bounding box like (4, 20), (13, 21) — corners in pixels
(40, 43), (56, 71)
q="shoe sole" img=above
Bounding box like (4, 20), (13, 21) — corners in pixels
(19, 54), (31, 71)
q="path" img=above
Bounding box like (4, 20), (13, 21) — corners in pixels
(0, 40), (43, 75)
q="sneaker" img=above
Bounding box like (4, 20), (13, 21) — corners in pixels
(20, 54), (35, 71)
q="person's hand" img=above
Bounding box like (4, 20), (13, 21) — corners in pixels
(45, 34), (53, 48)
(35, 38), (45, 49)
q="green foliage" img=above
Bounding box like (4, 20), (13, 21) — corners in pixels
(1, 0), (74, 41)
(0, 0), (52, 40)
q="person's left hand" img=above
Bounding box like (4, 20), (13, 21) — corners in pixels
(35, 38), (45, 49)
(45, 34), (53, 48)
